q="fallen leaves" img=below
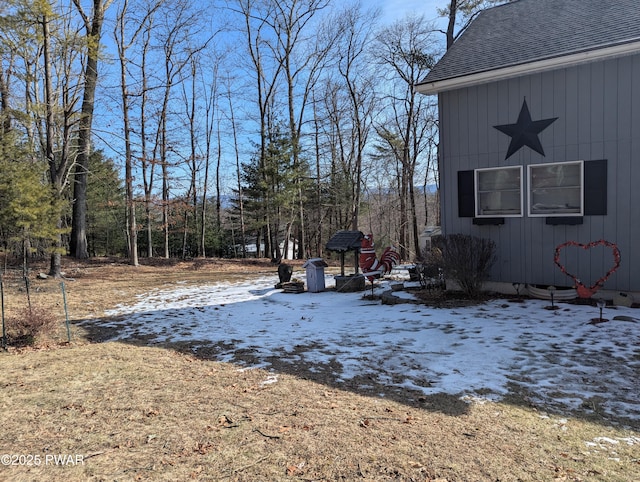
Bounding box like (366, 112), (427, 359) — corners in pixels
(286, 461), (306, 476)
(193, 441), (215, 455)
(217, 414), (237, 428)
(3, 329), (638, 481)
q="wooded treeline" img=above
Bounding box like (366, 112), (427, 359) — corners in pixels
(0, 0), (504, 275)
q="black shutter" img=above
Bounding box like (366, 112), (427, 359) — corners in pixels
(584, 159), (607, 215)
(457, 170), (475, 217)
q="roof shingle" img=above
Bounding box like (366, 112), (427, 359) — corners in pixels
(422, 0), (640, 86)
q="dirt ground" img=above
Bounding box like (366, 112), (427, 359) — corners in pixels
(1, 256), (639, 481)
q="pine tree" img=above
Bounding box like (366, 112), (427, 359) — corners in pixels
(86, 150), (127, 257)
(0, 135), (64, 274)
(235, 126), (310, 260)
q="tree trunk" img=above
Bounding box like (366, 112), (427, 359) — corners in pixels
(216, 121), (222, 237)
(228, 83), (247, 258)
(162, 162), (169, 259)
(0, 63), (11, 133)
(41, 14), (63, 278)
(70, 0), (109, 259)
(115, 0), (139, 266)
(313, 99), (323, 257)
(446, 0), (458, 50)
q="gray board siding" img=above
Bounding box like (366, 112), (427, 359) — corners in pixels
(439, 53), (640, 292)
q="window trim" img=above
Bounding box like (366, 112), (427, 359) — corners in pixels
(474, 165), (523, 218)
(528, 160), (584, 217)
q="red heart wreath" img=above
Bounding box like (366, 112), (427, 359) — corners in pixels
(554, 240), (621, 298)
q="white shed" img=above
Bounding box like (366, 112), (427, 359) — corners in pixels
(302, 258), (328, 293)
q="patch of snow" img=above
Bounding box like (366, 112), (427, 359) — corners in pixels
(84, 271), (640, 423)
(261, 375), (279, 386)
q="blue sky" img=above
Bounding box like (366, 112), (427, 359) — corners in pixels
(92, 0), (451, 193)
(376, 0), (446, 26)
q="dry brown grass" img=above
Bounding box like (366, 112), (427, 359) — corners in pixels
(0, 257), (286, 331)
(1, 257), (639, 481)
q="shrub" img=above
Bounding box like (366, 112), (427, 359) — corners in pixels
(435, 234), (496, 299)
(6, 306), (58, 346)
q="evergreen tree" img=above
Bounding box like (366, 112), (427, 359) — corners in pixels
(0, 133), (64, 273)
(235, 126), (310, 259)
(86, 150), (127, 257)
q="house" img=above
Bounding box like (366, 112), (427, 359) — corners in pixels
(415, 0), (640, 296)
(418, 226), (442, 256)
(235, 238), (298, 259)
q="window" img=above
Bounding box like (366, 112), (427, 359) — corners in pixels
(528, 161), (583, 216)
(474, 166), (523, 217)
(458, 160), (604, 220)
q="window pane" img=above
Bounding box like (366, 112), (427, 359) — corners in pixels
(530, 163), (581, 189)
(477, 168), (521, 191)
(475, 166), (522, 217)
(478, 190), (522, 215)
(529, 161), (583, 216)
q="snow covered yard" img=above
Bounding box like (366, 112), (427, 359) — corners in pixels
(82, 271), (640, 428)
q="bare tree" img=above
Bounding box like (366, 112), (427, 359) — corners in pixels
(268, 0), (332, 258)
(373, 14), (439, 259)
(114, 0), (165, 264)
(332, 4), (379, 233)
(439, 0), (510, 49)
(115, 0), (137, 265)
(179, 48), (223, 258)
(41, 11), (62, 276)
(315, 78), (350, 232)
(158, 2), (184, 259)
(180, 57), (199, 258)
(153, 1), (211, 258)
(122, 0), (209, 259)
(201, 51), (226, 258)
(309, 88), (325, 256)
(69, 0), (113, 259)
(198, 59), (216, 259)
(32, 4), (85, 276)
(225, 73), (247, 258)
(139, 6), (156, 258)
(0, 58), (12, 134)
(232, 0), (284, 259)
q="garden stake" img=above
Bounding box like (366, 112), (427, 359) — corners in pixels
(60, 282), (71, 342)
(597, 299), (606, 323)
(547, 285), (556, 309)
(24, 276), (32, 311)
(1, 276), (6, 350)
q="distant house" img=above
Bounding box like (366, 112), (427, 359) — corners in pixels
(416, 0), (640, 294)
(418, 226), (442, 255)
(236, 238), (298, 260)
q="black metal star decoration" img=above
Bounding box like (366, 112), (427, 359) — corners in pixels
(494, 99), (557, 159)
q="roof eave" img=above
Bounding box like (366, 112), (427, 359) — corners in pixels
(415, 40), (640, 95)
